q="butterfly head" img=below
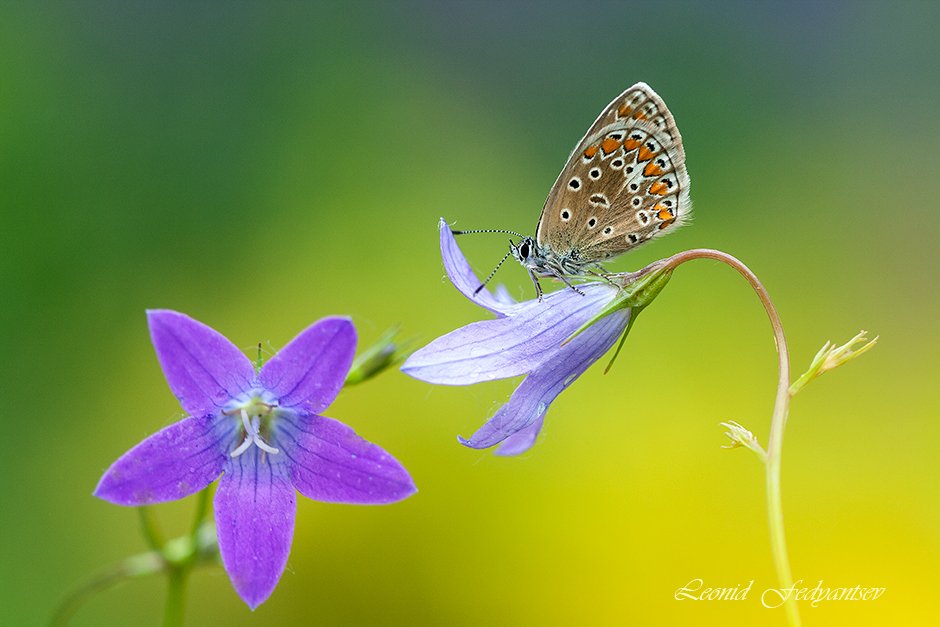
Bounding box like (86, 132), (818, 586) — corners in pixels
(509, 237), (543, 272)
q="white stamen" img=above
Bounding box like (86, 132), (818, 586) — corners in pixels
(250, 414), (280, 455)
(240, 408), (253, 432)
(229, 408), (280, 457)
(230, 436), (252, 457)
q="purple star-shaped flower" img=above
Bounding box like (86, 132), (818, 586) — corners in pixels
(401, 220), (633, 455)
(95, 311), (416, 608)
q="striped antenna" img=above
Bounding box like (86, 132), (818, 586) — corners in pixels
(474, 247), (514, 295)
(452, 228), (527, 239)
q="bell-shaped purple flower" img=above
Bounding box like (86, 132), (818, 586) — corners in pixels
(402, 220), (633, 455)
(95, 311), (416, 608)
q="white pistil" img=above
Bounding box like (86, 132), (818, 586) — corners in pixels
(230, 408), (280, 457)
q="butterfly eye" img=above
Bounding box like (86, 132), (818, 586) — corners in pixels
(519, 242), (530, 258)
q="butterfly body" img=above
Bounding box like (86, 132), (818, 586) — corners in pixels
(511, 236), (588, 276)
(513, 82), (691, 295)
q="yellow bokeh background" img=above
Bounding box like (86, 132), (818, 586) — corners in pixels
(2, 2), (937, 625)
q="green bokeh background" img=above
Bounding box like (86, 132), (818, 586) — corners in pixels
(3, 2), (938, 625)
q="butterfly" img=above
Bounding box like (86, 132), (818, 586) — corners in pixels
(457, 82), (691, 298)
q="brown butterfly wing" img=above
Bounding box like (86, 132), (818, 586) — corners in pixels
(535, 83), (691, 266)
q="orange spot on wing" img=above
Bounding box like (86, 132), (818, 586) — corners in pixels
(618, 104), (633, 117)
(632, 111), (648, 121)
(658, 218), (676, 230)
(583, 145), (599, 159)
(655, 204), (674, 221)
(600, 138), (620, 154)
(648, 181), (668, 195)
(623, 138), (641, 151)
(637, 145), (655, 161)
(643, 162), (664, 177)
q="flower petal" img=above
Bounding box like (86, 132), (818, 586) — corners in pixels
(459, 308), (631, 450)
(215, 451), (296, 609)
(259, 317), (355, 413)
(440, 218), (516, 316)
(147, 310), (255, 416)
(276, 413), (416, 504)
(491, 284), (518, 308)
(94, 414), (231, 505)
(402, 282), (617, 385)
(494, 415), (545, 457)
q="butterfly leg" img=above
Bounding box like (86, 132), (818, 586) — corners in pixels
(528, 269), (544, 302)
(587, 268), (618, 287)
(550, 270), (585, 296)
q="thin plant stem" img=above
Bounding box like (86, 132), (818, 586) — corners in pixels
(190, 487), (211, 536)
(160, 487), (211, 625)
(54, 491), (213, 626)
(659, 248), (801, 627)
(50, 551), (163, 627)
(163, 568), (187, 627)
(138, 505), (165, 551)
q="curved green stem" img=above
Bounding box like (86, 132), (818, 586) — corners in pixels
(50, 551), (163, 627)
(660, 249), (801, 627)
(190, 487), (211, 536)
(54, 489), (217, 626)
(138, 506), (165, 551)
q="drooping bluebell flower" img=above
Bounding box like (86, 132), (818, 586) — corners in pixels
(95, 311), (416, 608)
(401, 220), (634, 455)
